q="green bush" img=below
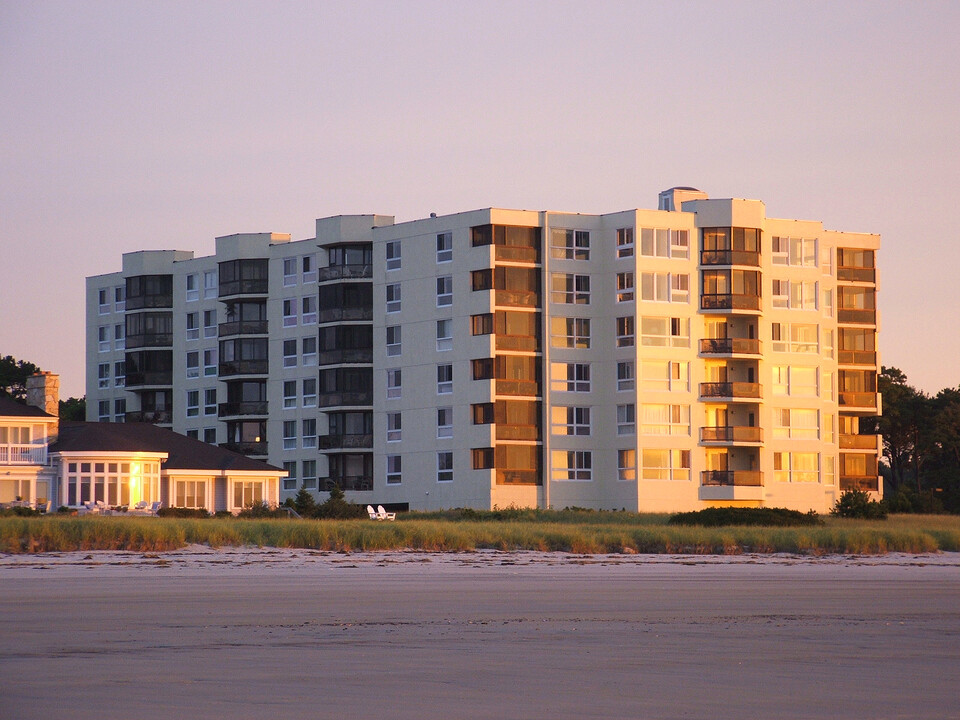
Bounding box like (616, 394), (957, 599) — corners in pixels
(237, 502), (289, 519)
(0, 506), (41, 518)
(667, 507), (823, 527)
(292, 487), (316, 516)
(312, 485), (367, 520)
(832, 490), (888, 519)
(157, 507), (210, 519)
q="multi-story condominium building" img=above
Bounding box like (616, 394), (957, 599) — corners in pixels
(86, 188), (881, 513)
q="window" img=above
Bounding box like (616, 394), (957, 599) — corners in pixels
(98, 326), (109, 352)
(617, 273), (634, 302)
(386, 283), (401, 313)
(437, 364), (453, 394)
(203, 310), (217, 339)
(792, 367), (819, 396)
(617, 227), (634, 258)
(671, 274), (689, 303)
(639, 228), (677, 258)
(774, 452), (819, 483)
(98, 363), (110, 389)
(111, 398), (125, 422)
(471, 313), (494, 335)
(551, 273), (590, 304)
(640, 317), (689, 347)
(772, 279), (789, 308)
(203, 348), (217, 376)
(302, 418), (317, 449)
(550, 228), (590, 260)
(302, 296), (317, 325)
(437, 407), (453, 438)
(283, 339), (297, 368)
(472, 403), (494, 424)
(185, 312), (199, 340)
(617, 361), (635, 392)
(551, 362), (590, 392)
(550, 317), (590, 348)
(773, 280), (818, 310)
(204, 388), (217, 416)
(641, 449), (690, 481)
(114, 286), (126, 311)
(283, 380), (297, 409)
(386, 369), (401, 399)
(671, 230), (689, 259)
(386, 326), (401, 356)
(282, 458), (297, 487)
(186, 351), (199, 379)
(551, 406), (591, 436)
(618, 449), (636, 481)
(472, 358), (494, 380)
(113, 323), (125, 350)
(771, 236), (789, 265)
(387, 412), (401, 442)
(472, 447), (494, 470)
(186, 390), (199, 417)
(436, 276), (453, 306)
(772, 365), (788, 396)
(203, 271), (217, 299)
(640, 360), (688, 392)
(617, 404), (636, 435)
(617, 316), (635, 347)
(283, 420), (297, 450)
(774, 408), (819, 439)
(771, 237), (818, 267)
(551, 450), (592, 481)
(436, 319), (453, 351)
(437, 451), (453, 482)
(641, 404), (690, 435)
(302, 336), (317, 366)
(114, 361), (125, 387)
(386, 455), (402, 484)
(471, 269), (492, 291)
(772, 323), (818, 353)
(302, 378), (317, 407)
(437, 232), (452, 263)
(640, 272), (688, 303)
(386, 241), (401, 271)
(204, 427), (217, 444)
(282, 299), (297, 327)
(98, 400), (110, 422)
(302, 459), (317, 488)
(279, 257), (295, 286)
(98, 289), (109, 314)
(186, 274), (199, 302)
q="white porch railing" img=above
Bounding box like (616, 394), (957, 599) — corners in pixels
(0, 445), (47, 464)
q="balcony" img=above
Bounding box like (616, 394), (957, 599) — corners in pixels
(124, 295), (173, 311)
(326, 475), (373, 492)
(700, 294), (761, 312)
(125, 372), (173, 388)
(317, 307), (373, 324)
(495, 425), (540, 441)
(125, 410), (172, 424)
(838, 392), (878, 411)
(838, 308), (877, 325)
(838, 267), (876, 283)
(495, 335), (539, 352)
(699, 338), (761, 356)
(218, 279), (269, 297)
(318, 391), (374, 408)
(838, 350), (877, 366)
(495, 469), (541, 485)
(221, 441), (268, 456)
(840, 475), (880, 492)
(700, 250), (760, 267)
(699, 382), (761, 399)
(124, 333), (173, 349)
(495, 379), (540, 397)
(700, 426), (763, 444)
(495, 289), (540, 308)
(840, 433), (879, 450)
(318, 348), (373, 365)
(317, 265), (372, 282)
(494, 245), (540, 264)
(701, 470), (763, 487)
(218, 360), (269, 377)
(218, 320), (268, 337)
(0, 445), (46, 464)
(318, 434), (373, 450)
(218, 401), (268, 418)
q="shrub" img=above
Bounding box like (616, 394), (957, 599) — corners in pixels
(668, 507), (823, 527)
(832, 490), (888, 519)
(292, 487), (317, 516)
(157, 507), (210, 519)
(0, 506), (40, 518)
(313, 485), (367, 520)
(237, 502), (289, 519)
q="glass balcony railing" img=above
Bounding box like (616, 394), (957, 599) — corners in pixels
(700, 294), (761, 311)
(840, 476), (879, 492)
(700, 250), (760, 266)
(699, 338), (761, 355)
(218, 402), (268, 418)
(699, 382), (762, 399)
(318, 434), (374, 450)
(700, 470), (763, 487)
(699, 426), (763, 443)
(837, 267), (876, 283)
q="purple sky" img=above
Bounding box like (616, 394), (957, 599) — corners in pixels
(1, 0), (958, 398)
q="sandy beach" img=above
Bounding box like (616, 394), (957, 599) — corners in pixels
(1, 548), (958, 719)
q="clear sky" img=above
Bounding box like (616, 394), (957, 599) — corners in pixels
(1, 0), (958, 399)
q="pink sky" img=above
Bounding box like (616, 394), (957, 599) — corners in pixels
(1, 0), (958, 398)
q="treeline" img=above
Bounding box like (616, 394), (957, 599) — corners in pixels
(869, 367), (960, 513)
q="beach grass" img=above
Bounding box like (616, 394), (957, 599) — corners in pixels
(1, 512), (959, 554)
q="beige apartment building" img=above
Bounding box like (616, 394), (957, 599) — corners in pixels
(86, 188), (881, 513)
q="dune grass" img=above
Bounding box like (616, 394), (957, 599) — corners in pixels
(1, 512), (959, 555)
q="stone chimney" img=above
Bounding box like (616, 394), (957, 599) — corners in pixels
(26, 372), (60, 445)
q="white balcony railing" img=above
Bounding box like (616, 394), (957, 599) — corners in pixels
(0, 445), (47, 464)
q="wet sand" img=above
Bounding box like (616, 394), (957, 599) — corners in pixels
(1, 549), (959, 719)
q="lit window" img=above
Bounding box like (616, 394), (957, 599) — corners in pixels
(641, 449), (690, 481)
(640, 360), (688, 392)
(618, 449), (636, 481)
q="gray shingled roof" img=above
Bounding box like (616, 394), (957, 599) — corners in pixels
(0, 395), (57, 418)
(52, 421), (284, 473)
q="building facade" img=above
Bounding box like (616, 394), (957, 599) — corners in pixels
(86, 188), (881, 513)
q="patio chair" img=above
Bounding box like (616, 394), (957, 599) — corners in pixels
(376, 505), (396, 521)
(367, 505), (380, 520)
(148, 501), (162, 516)
(129, 501), (149, 515)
